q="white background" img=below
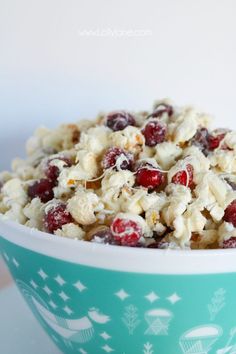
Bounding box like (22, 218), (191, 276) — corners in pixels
(1, 0), (236, 169)
(0, 1), (236, 353)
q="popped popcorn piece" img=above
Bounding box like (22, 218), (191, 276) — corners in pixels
(42, 124), (80, 151)
(27, 124), (80, 154)
(138, 146), (155, 159)
(140, 191), (167, 212)
(120, 188), (146, 214)
(12, 158), (38, 180)
(210, 150), (236, 173)
(0, 178), (28, 224)
(168, 107), (211, 144)
(218, 222), (236, 245)
(172, 201), (207, 246)
(58, 150), (99, 188)
(102, 169), (135, 191)
(23, 197), (45, 229)
(155, 142), (182, 170)
(191, 230), (219, 249)
(77, 126), (110, 154)
(4, 204), (27, 224)
(223, 131), (236, 151)
(67, 188), (103, 225)
(26, 127), (50, 156)
(0, 171), (14, 185)
(182, 146), (210, 174)
(162, 184), (192, 225)
(55, 223), (85, 239)
(76, 119), (95, 132)
(101, 170), (135, 212)
(194, 172), (236, 221)
(2, 178), (28, 207)
(109, 126), (144, 154)
(145, 208), (166, 235)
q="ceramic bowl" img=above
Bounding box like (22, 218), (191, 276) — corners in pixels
(1, 217), (236, 354)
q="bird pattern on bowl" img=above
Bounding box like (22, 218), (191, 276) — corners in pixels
(2, 239), (236, 354)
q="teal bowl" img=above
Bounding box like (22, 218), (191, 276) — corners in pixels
(1, 217), (236, 354)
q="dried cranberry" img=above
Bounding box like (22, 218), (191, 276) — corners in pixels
(191, 128), (227, 154)
(172, 164), (194, 188)
(106, 111), (136, 131)
(28, 179), (54, 203)
(148, 103), (173, 119)
(223, 200), (236, 227)
(191, 128), (209, 152)
(102, 147), (133, 171)
(222, 237), (236, 249)
(208, 132), (226, 150)
(142, 120), (167, 147)
(136, 166), (165, 190)
(111, 217), (142, 246)
(45, 157), (71, 183)
(44, 203), (73, 233)
(89, 227), (114, 244)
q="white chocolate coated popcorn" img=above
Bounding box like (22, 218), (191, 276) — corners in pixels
(2, 178), (28, 207)
(110, 126), (145, 153)
(77, 126), (110, 154)
(155, 142), (182, 170)
(162, 184), (192, 226)
(55, 223), (85, 239)
(23, 197), (46, 229)
(1, 99), (236, 249)
(67, 188), (103, 225)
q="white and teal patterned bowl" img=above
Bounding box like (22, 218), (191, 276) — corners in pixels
(1, 217), (236, 354)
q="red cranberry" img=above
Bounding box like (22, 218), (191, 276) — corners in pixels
(148, 103), (173, 119)
(89, 227), (114, 244)
(142, 120), (167, 147)
(111, 217), (142, 246)
(172, 164), (194, 188)
(191, 128), (227, 154)
(44, 203), (73, 233)
(208, 132), (226, 151)
(45, 157), (71, 184)
(223, 200), (236, 227)
(222, 237), (236, 249)
(106, 111), (136, 131)
(191, 128), (209, 152)
(28, 179), (54, 203)
(102, 147), (133, 171)
(136, 166), (165, 190)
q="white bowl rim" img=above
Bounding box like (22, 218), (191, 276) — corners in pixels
(1, 216), (236, 275)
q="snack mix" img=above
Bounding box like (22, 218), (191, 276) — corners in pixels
(1, 99), (236, 250)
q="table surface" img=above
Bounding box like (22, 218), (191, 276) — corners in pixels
(0, 259), (61, 354)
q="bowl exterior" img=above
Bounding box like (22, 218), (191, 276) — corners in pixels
(1, 237), (236, 354)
